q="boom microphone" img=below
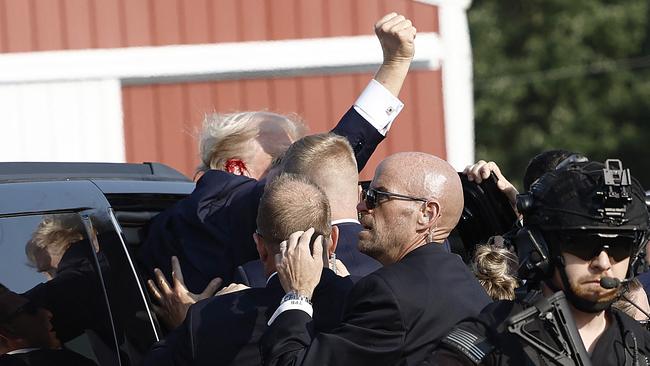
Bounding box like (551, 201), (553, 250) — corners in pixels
(599, 277), (631, 289)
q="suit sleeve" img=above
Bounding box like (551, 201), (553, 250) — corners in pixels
(261, 274), (405, 366)
(143, 311), (195, 366)
(331, 108), (385, 172)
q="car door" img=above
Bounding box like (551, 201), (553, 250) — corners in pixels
(0, 180), (158, 366)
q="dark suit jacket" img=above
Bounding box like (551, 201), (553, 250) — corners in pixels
(234, 221), (381, 287)
(138, 107), (384, 293)
(143, 269), (353, 366)
(0, 349), (97, 366)
(261, 243), (492, 366)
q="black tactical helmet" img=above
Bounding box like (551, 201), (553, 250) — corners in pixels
(521, 159), (648, 241)
(514, 158), (649, 281)
(515, 158), (649, 312)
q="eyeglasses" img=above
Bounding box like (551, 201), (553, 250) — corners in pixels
(361, 187), (428, 210)
(560, 234), (636, 262)
(0, 300), (40, 324)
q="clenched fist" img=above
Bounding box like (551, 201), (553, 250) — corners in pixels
(375, 12), (416, 66)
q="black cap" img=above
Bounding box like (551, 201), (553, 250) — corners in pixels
(523, 160), (648, 235)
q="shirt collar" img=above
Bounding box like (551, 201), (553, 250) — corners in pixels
(331, 218), (360, 225)
(7, 348), (41, 355)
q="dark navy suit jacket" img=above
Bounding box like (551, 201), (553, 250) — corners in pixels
(143, 269), (353, 366)
(234, 221), (381, 287)
(261, 244), (492, 366)
(138, 107), (384, 293)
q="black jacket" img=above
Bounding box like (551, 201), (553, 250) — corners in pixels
(138, 107), (384, 293)
(426, 298), (650, 365)
(143, 269), (353, 366)
(234, 221), (381, 287)
(261, 244), (492, 366)
(0, 349), (97, 366)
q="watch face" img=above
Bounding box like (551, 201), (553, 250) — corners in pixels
(282, 292), (311, 304)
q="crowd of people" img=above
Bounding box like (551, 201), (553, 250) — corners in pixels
(2, 11), (650, 366)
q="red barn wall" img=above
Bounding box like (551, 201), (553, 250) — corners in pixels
(0, 0), (445, 180)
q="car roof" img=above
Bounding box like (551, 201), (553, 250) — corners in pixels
(0, 162), (195, 215)
(0, 162), (191, 183)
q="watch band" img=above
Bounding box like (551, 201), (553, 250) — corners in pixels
(281, 291), (312, 305)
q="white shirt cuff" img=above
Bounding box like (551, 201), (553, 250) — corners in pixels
(267, 298), (313, 325)
(353, 79), (404, 136)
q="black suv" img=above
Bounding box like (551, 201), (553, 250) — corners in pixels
(0, 162), (194, 366)
(0, 162), (520, 366)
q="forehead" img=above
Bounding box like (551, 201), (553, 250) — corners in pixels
(371, 160), (406, 189)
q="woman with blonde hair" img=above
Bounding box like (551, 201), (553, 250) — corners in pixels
(472, 239), (520, 301)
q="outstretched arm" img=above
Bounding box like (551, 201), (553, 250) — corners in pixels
(332, 13), (416, 171)
(373, 12), (416, 97)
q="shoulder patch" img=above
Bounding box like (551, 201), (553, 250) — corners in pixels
(441, 327), (495, 364)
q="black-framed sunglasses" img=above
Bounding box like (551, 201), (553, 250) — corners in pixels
(0, 300), (40, 324)
(361, 187), (428, 210)
(560, 234), (636, 262)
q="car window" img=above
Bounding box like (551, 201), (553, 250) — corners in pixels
(0, 211), (158, 366)
(0, 213), (115, 365)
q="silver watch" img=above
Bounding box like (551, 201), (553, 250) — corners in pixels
(282, 291), (312, 305)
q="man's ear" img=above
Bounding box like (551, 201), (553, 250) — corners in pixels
(225, 159), (249, 176)
(417, 200), (440, 229)
(253, 232), (268, 262)
(328, 226), (339, 257)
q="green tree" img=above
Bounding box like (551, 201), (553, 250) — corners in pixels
(468, 0), (650, 189)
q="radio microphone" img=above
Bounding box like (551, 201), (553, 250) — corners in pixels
(600, 277), (650, 322)
(599, 277), (632, 289)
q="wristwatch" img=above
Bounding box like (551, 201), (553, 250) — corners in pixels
(281, 291), (312, 305)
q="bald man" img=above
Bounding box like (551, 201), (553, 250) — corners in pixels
(261, 152), (491, 366)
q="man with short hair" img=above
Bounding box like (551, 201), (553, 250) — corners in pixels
(139, 12), (417, 293)
(424, 159), (650, 365)
(236, 133), (381, 287)
(261, 152), (491, 366)
(143, 174), (352, 366)
(0, 283), (96, 366)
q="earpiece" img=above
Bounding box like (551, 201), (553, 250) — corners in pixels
(512, 226), (552, 281)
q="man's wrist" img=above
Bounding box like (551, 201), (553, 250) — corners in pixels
(382, 56), (413, 67)
(283, 290), (313, 303)
(268, 290), (314, 325)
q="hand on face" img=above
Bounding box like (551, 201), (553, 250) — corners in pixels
(275, 228), (324, 300)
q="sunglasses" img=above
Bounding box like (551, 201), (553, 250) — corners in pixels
(0, 300), (40, 324)
(361, 187), (428, 210)
(560, 234), (636, 262)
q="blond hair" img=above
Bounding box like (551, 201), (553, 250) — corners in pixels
(198, 111), (306, 172)
(472, 243), (519, 301)
(25, 214), (84, 272)
(281, 133), (358, 205)
(256, 174), (331, 251)
(281, 133), (356, 175)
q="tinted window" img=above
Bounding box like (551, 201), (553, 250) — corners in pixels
(0, 211), (158, 366)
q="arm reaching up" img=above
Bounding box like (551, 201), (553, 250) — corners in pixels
(373, 12), (417, 97)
